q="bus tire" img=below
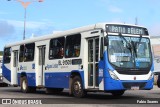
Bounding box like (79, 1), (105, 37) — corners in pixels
(111, 90), (125, 97)
(71, 76), (86, 98)
(20, 76), (35, 93)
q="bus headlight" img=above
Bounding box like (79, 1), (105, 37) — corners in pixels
(109, 70), (119, 80)
(148, 72), (154, 80)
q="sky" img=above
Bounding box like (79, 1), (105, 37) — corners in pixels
(0, 0), (160, 51)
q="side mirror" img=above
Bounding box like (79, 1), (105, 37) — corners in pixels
(104, 36), (108, 46)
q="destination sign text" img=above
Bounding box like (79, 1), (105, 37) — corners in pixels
(106, 24), (148, 35)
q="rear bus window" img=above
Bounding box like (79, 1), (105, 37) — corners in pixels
(4, 47), (11, 64)
(19, 43), (35, 62)
(19, 45), (24, 62)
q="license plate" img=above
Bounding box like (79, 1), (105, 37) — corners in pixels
(131, 86), (139, 90)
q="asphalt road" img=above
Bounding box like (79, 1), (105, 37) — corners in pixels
(0, 85), (160, 107)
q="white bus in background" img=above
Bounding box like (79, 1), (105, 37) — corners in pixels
(2, 23), (154, 97)
(150, 36), (160, 87)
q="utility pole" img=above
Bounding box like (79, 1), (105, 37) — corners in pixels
(135, 17), (138, 25)
(7, 0), (44, 40)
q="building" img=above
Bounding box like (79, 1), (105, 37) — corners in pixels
(150, 36), (160, 73)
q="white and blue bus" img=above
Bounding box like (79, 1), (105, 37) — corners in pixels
(2, 23), (154, 97)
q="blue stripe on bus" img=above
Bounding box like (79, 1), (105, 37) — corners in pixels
(18, 72), (36, 87)
(104, 51), (116, 89)
(45, 70), (84, 89)
(26, 73), (36, 87)
(45, 72), (70, 88)
(104, 77), (124, 90)
(144, 78), (154, 89)
(2, 65), (11, 82)
(17, 73), (20, 85)
(16, 70), (84, 88)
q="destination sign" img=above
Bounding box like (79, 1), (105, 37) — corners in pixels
(106, 24), (148, 35)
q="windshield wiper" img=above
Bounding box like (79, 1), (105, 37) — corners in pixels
(132, 35), (142, 57)
(118, 33), (132, 51)
(118, 33), (136, 60)
(137, 35), (142, 49)
(138, 34), (142, 43)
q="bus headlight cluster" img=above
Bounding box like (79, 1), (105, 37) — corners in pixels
(109, 70), (119, 80)
(148, 72), (154, 80)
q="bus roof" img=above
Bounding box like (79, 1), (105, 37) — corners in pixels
(5, 22), (147, 48)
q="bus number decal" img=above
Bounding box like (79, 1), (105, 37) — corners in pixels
(63, 60), (72, 65)
(58, 60), (72, 65)
(20, 65), (27, 70)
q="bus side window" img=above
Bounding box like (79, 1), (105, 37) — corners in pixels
(19, 45), (25, 62)
(49, 37), (65, 59)
(65, 34), (81, 58)
(24, 43), (35, 62)
(65, 45), (69, 57)
(100, 37), (104, 60)
(4, 47), (11, 64)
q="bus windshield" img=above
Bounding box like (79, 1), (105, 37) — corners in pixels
(108, 35), (152, 69)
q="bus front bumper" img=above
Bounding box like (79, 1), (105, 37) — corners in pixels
(104, 77), (154, 91)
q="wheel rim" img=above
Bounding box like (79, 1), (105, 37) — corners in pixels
(73, 81), (82, 95)
(22, 80), (27, 90)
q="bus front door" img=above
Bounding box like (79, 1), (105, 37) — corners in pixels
(37, 46), (46, 87)
(11, 50), (18, 85)
(88, 37), (99, 88)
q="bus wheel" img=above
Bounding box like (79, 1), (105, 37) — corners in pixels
(21, 76), (35, 93)
(111, 90), (125, 97)
(71, 76), (86, 98)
